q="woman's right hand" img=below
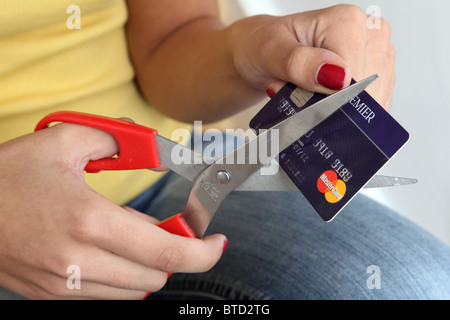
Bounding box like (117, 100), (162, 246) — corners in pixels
(0, 123), (226, 299)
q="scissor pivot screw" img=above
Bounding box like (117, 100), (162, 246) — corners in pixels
(216, 170), (231, 184)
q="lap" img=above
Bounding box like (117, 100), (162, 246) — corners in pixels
(136, 172), (450, 300)
(2, 171), (449, 300)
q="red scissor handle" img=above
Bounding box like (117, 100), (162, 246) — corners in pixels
(36, 111), (196, 298)
(35, 111), (195, 235)
(141, 213), (196, 299)
(35, 111), (160, 173)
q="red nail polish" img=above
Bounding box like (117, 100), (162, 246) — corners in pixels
(265, 88), (276, 98)
(222, 240), (228, 254)
(317, 64), (346, 90)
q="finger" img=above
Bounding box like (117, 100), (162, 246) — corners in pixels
(42, 123), (120, 172)
(42, 276), (149, 300)
(38, 274), (149, 300)
(313, 6), (369, 80)
(122, 206), (160, 224)
(262, 35), (351, 94)
(265, 80), (287, 98)
(2, 244), (168, 299)
(76, 196), (227, 274)
(382, 71), (395, 111)
(0, 269), (40, 299)
(68, 245), (169, 293)
(372, 41), (396, 110)
(0, 259), (149, 300)
(61, 280), (148, 300)
(91, 205), (227, 273)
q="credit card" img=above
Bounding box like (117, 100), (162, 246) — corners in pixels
(249, 81), (410, 221)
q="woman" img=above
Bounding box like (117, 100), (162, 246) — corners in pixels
(0, 0), (448, 299)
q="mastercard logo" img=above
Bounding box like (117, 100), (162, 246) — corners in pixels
(317, 170), (346, 203)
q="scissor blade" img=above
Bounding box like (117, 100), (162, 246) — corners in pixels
(155, 137), (417, 190)
(154, 134), (211, 181)
(363, 175), (418, 188)
(272, 74), (380, 152)
(155, 75), (379, 184)
(180, 76), (381, 238)
(235, 165), (418, 191)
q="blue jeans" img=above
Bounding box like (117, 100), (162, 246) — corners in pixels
(130, 171), (450, 300)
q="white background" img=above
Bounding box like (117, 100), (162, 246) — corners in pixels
(219, 0), (450, 245)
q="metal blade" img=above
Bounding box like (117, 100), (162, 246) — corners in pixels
(181, 75), (380, 237)
(272, 74), (380, 153)
(155, 134), (211, 181)
(155, 75), (378, 185)
(363, 175), (418, 188)
(156, 75), (378, 181)
(155, 138), (417, 190)
(235, 166), (418, 191)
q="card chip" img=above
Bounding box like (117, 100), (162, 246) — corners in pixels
(291, 87), (314, 108)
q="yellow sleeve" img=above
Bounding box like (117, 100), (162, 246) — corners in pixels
(0, 0), (191, 205)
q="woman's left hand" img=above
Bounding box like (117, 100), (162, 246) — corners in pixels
(227, 4), (396, 110)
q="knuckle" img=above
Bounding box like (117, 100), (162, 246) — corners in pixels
(46, 123), (91, 169)
(50, 123), (82, 153)
(333, 4), (367, 25)
(70, 207), (106, 244)
(71, 213), (96, 241)
(283, 46), (305, 80)
(156, 246), (184, 272)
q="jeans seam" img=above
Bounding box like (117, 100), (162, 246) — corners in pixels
(149, 276), (271, 300)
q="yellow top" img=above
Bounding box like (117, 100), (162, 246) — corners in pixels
(0, 0), (191, 205)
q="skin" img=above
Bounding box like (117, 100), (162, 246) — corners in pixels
(0, 1), (395, 299)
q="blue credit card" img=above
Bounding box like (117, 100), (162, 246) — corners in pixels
(249, 81), (410, 221)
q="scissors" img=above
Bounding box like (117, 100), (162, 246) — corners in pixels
(35, 74), (417, 239)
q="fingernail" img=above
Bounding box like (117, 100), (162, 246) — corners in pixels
(265, 88), (276, 98)
(316, 63), (346, 90)
(222, 240), (228, 254)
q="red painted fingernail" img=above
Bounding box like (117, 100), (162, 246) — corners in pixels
(317, 64), (346, 90)
(222, 240), (228, 254)
(265, 88), (276, 98)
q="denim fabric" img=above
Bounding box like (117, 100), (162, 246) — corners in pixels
(133, 132), (450, 300)
(134, 172), (450, 300)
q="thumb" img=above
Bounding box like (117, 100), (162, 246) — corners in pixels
(43, 122), (121, 171)
(265, 43), (352, 96)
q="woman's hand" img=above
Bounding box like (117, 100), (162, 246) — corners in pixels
(228, 4), (395, 109)
(128, 2), (395, 122)
(0, 124), (226, 299)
